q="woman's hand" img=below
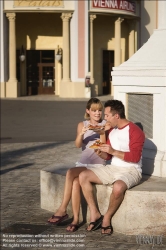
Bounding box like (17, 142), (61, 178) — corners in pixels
(79, 126), (89, 136)
(75, 122), (88, 148)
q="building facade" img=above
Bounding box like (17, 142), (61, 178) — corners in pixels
(0, 0), (157, 98)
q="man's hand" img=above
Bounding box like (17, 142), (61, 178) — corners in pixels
(95, 149), (108, 160)
(99, 144), (125, 160)
(95, 122), (112, 136)
(95, 149), (102, 156)
(99, 144), (115, 155)
(105, 121), (112, 131)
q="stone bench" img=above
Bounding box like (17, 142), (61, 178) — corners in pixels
(40, 164), (166, 235)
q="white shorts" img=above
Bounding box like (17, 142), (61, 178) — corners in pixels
(75, 161), (105, 168)
(75, 162), (87, 167)
(86, 164), (142, 189)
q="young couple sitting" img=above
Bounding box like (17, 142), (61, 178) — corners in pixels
(48, 98), (145, 235)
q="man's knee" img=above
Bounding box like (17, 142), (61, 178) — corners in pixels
(112, 180), (127, 199)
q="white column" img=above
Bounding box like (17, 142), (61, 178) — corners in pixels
(6, 12), (18, 97)
(90, 14), (96, 84)
(61, 13), (72, 82)
(128, 21), (135, 58)
(115, 17), (124, 67)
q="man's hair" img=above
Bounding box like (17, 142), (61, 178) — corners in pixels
(84, 98), (103, 120)
(104, 100), (126, 119)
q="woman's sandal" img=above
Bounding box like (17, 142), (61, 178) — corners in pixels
(101, 225), (113, 235)
(48, 214), (68, 225)
(66, 224), (79, 232)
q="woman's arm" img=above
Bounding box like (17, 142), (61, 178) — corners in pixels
(75, 122), (88, 148)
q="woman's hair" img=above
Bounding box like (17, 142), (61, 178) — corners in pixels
(84, 98), (103, 120)
(104, 100), (126, 119)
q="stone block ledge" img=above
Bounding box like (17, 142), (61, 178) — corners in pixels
(40, 164), (166, 235)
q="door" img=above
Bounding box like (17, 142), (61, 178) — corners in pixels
(26, 50), (55, 95)
(27, 50), (40, 95)
(102, 50), (114, 95)
(38, 63), (55, 94)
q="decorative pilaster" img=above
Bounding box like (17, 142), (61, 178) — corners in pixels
(61, 13), (72, 82)
(90, 14), (96, 84)
(115, 17), (124, 67)
(6, 13), (17, 82)
(6, 13), (18, 97)
(128, 21), (135, 58)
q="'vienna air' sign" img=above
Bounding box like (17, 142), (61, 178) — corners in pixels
(92, 0), (136, 13)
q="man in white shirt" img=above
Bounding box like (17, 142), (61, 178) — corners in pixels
(79, 100), (145, 235)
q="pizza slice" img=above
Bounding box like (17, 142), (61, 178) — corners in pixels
(88, 124), (104, 131)
(89, 140), (104, 149)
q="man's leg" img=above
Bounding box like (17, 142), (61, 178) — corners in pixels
(101, 180), (127, 234)
(79, 169), (103, 231)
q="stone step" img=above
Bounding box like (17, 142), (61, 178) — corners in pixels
(40, 164), (166, 235)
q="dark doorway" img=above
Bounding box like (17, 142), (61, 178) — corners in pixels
(26, 50), (55, 95)
(102, 50), (114, 95)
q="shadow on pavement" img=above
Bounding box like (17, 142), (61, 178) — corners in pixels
(0, 141), (71, 168)
(0, 163), (34, 175)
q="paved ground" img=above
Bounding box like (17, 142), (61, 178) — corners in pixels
(1, 96), (166, 250)
(1, 95), (112, 143)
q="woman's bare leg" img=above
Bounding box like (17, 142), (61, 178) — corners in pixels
(48, 167), (86, 223)
(66, 177), (81, 232)
(79, 169), (103, 231)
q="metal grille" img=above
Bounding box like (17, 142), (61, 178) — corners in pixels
(127, 93), (153, 138)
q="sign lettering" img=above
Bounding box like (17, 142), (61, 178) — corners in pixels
(92, 0), (135, 13)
